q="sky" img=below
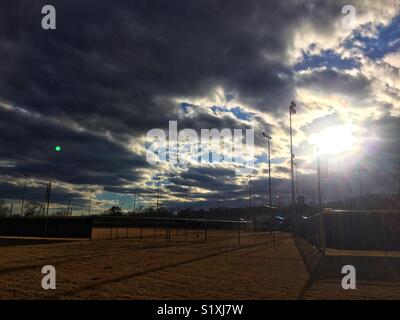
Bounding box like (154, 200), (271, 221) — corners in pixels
(0, 0), (399, 214)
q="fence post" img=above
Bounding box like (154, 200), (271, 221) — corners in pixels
(116, 222), (119, 239)
(110, 226), (113, 239)
(140, 223), (143, 240)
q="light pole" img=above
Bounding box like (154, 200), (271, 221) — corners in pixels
(294, 160), (299, 202)
(289, 101), (297, 223)
(354, 167), (366, 197)
(67, 195), (72, 216)
(262, 132), (272, 207)
(155, 176), (164, 209)
(45, 181), (52, 217)
(20, 174), (28, 216)
(185, 189), (189, 210)
(44, 181), (52, 237)
(87, 192), (92, 216)
(247, 173), (256, 208)
(317, 149), (322, 207)
(247, 172), (256, 231)
(133, 190), (137, 214)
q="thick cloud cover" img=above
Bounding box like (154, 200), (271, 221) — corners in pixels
(0, 1), (399, 211)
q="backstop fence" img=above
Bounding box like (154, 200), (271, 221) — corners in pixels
(295, 209), (400, 256)
(0, 216), (255, 244)
(0, 216), (93, 238)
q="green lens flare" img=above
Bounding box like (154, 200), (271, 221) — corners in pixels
(55, 146), (62, 152)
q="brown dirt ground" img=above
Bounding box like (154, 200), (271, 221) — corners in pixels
(0, 230), (400, 299)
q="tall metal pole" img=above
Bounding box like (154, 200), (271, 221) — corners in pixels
(289, 101), (297, 225)
(157, 180), (160, 209)
(250, 176), (252, 208)
(20, 174), (28, 216)
(155, 176), (164, 209)
(267, 137), (272, 207)
(247, 173), (256, 230)
(295, 161), (299, 202)
(247, 174), (255, 208)
(247, 172), (257, 206)
(317, 151), (322, 207)
(355, 168), (366, 197)
(45, 181), (52, 217)
(44, 181), (51, 237)
(67, 196), (71, 216)
(88, 192), (92, 216)
(133, 190), (137, 214)
(263, 133), (273, 207)
(9, 202), (13, 217)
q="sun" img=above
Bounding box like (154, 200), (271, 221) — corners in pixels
(309, 124), (358, 155)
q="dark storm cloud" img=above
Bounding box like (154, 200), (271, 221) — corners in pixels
(363, 115), (400, 166)
(0, 180), (82, 204)
(0, 0), (350, 132)
(295, 69), (372, 99)
(103, 186), (147, 195)
(0, 106), (149, 186)
(0, 0), (370, 199)
(178, 166), (236, 186)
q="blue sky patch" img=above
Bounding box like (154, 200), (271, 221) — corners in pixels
(180, 102), (193, 113)
(294, 49), (359, 71)
(344, 14), (400, 60)
(210, 105), (254, 121)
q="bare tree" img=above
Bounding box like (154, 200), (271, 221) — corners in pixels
(24, 202), (41, 217)
(0, 200), (8, 216)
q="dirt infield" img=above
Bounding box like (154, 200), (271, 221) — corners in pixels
(1, 231), (400, 299)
